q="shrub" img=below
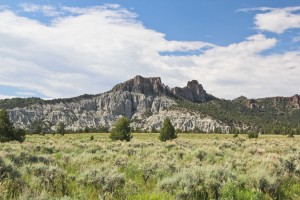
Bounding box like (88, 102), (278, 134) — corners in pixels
(248, 131), (258, 139)
(196, 150), (207, 161)
(78, 169), (125, 194)
(0, 156), (23, 198)
(0, 109), (25, 143)
(158, 166), (235, 199)
(287, 132), (294, 138)
(56, 122), (66, 136)
(159, 118), (177, 142)
(110, 116), (132, 141)
(90, 135), (94, 141)
(40, 166), (69, 196)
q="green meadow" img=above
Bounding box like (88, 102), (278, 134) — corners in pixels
(1, 133), (300, 199)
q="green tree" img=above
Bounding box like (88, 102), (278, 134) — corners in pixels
(31, 120), (43, 134)
(248, 131), (258, 139)
(110, 116), (132, 141)
(0, 109), (25, 142)
(56, 122), (66, 135)
(159, 118), (177, 142)
(287, 129), (295, 138)
(98, 125), (109, 133)
(84, 126), (90, 133)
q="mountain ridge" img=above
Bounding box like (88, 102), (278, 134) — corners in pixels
(1, 75), (299, 134)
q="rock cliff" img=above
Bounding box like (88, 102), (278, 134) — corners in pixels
(6, 76), (226, 133)
(172, 80), (208, 103)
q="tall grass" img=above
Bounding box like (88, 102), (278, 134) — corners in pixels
(0, 133), (299, 199)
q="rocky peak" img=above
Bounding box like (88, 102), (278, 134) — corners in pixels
(111, 75), (170, 96)
(290, 94), (300, 109)
(171, 80), (208, 103)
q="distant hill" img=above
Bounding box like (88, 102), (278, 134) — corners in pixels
(1, 75), (299, 134)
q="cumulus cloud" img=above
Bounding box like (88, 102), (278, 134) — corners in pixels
(20, 3), (61, 17)
(239, 6), (300, 34)
(0, 4), (299, 99)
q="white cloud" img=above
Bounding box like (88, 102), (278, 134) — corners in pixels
(239, 6), (300, 34)
(15, 91), (38, 96)
(292, 35), (300, 42)
(0, 4), (299, 99)
(0, 94), (15, 99)
(20, 3), (61, 17)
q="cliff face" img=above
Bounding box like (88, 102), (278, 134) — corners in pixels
(290, 94), (300, 109)
(7, 76), (226, 132)
(172, 80), (208, 103)
(5, 75), (300, 133)
(111, 75), (171, 96)
(112, 75), (212, 102)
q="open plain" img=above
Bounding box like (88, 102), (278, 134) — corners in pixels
(0, 133), (299, 200)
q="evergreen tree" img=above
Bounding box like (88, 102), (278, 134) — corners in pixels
(84, 126), (90, 133)
(0, 109), (25, 142)
(110, 116), (132, 141)
(31, 120), (43, 134)
(56, 122), (66, 135)
(248, 131), (258, 139)
(159, 118), (177, 142)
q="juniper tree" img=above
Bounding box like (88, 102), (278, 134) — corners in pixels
(56, 122), (66, 136)
(159, 118), (177, 142)
(0, 109), (25, 142)
(110, 116), (132, 141)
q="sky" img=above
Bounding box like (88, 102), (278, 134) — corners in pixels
(0, 0), (300, 100)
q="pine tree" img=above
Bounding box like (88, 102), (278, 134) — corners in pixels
(159, 118), (177, 142)
(56, 122), (66, 135)
(110, 116), (132, 141)
(0, 109), (25, 142)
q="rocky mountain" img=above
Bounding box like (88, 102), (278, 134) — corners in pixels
(2, 76), (228, 133)
(1, 75), (300, 134)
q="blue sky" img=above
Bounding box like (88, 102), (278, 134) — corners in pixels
(0, 0), (300, 99)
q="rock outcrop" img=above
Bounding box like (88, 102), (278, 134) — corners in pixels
(7, 76), (227, 133)
(290, 94), (300, 109)
(112, 75), (171, 96)
(172, 80), (208, 103)
(246, 99), (263, 111)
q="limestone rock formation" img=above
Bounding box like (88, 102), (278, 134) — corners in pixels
(112, 75), (172, 96)
(172, 80), (208, 103)
(6, 76), (226, 133)
(290, 94), (300, 109)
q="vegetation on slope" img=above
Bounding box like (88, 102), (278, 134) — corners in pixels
(0, 97), (43, 109)
(1, 92), (300, 135)
(0, 94), (99, 109)
(175, 98), (300, 134)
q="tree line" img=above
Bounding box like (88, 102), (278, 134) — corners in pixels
(0, 109), (177, 143)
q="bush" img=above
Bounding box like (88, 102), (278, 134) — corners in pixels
(56, 122), (66, 136)
(110, 116), (132, 141)
(0, 156), (23, 198)
(248, 131), (258, 139)
(287, 132), (294, 138)
(159, 118), (177, 142)
(196, 150), (207, 161)
(0, 109), (25, 143)
(78, 169), (125, 194)
(90, 135), (94, 141)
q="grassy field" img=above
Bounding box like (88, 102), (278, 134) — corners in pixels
(0, 133), (300, 200)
